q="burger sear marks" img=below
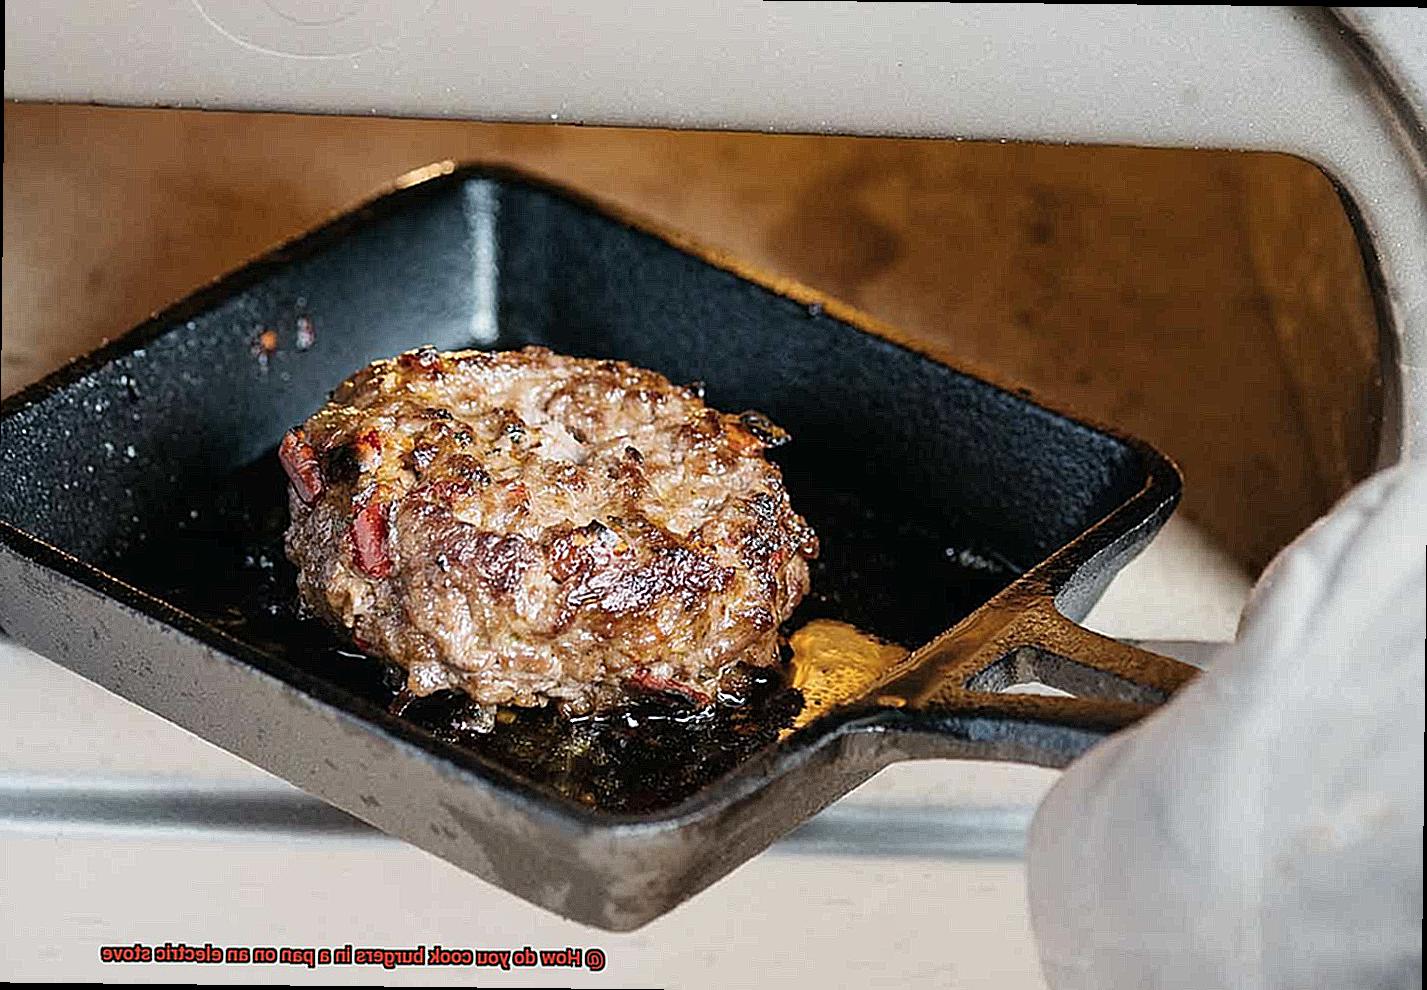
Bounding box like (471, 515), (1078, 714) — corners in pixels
(281, 346), (817, 717)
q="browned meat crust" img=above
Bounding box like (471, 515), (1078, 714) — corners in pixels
(281, 346), (818, 715)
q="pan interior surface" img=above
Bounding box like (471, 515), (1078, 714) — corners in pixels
(0, 169), (1147, 815)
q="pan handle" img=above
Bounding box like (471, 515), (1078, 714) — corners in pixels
(865, 597), (1200, 767)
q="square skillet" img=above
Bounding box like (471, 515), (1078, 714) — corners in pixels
(0, 164), (1195, 931)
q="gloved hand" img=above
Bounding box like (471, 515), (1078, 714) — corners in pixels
(1027, 462), (1425, 990)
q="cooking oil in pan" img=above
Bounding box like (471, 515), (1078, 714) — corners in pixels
(108, 447), (1018, 813)
(785, 619), (909, 732)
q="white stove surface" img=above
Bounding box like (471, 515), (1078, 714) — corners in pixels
(0, 514), (1249, 986)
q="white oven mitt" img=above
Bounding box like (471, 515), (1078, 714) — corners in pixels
(1026, 461), (1425, 990)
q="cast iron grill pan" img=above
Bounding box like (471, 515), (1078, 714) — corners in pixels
(0, 165), (1195, 930)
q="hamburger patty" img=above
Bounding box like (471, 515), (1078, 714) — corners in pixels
(280, 346), (818, 715)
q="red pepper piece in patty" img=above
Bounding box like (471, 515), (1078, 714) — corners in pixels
(353, 428), (383, 472)
(396, 346), (447, 376)
(626, 668), (712, 707)
(278, 429), (324, 504)
(351, 499), (392, 577)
